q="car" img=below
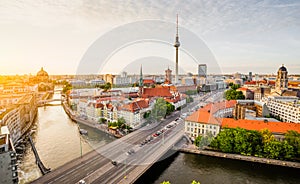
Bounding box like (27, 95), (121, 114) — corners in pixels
(79, 180), (86, 184)
(111, 160), (117, 166)
(127, 149), (135, 155)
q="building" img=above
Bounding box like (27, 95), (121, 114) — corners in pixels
(275, 64), (288, 92)
(248, 72), (252, 81)
(165, 67), (172, 84)
(103, 74), (114, 85)
(118, 99), (150, 128)
(253, 87), (271, 101)
(0, 94), (37, 144)
(0, 126), (18, 184)
(36, 67), (49, 83)
(262, 96), (300, 123)
(233, 100), (270, 119)
(185, 100), (237, 139)
(271, 65), (298, 97)
(198, 64), (207, 77)
(237, 87), (254, 100)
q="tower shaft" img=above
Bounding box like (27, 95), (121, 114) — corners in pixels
(174, 14), (180, 84)
(175, 47), (179, 84)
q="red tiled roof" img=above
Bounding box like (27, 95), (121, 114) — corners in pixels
(142, 87), (172, 98)
(237, 87), (248, 91)
(165, 95), (181, 103)
(244, 81), (256, 85)
(120, 99), (149, 112)
(269, 81), (275, 85)
(221, 118), (300, 134)
(185, 100), (237, 125)
(143, 79), (155, 84)
(94, 103), (104, 108)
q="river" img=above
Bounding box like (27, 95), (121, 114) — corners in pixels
(18, 91), (300, 184)
(137, 152), (300, 184)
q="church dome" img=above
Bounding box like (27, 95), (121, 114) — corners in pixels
(37, 67), (48, 76)
(278, 65), (287, 72)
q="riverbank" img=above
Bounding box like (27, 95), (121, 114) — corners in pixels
(62, 101), (118, 138)
(180, 145), (300, 169)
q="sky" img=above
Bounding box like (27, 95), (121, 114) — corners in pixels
(0, 0), (300, 75)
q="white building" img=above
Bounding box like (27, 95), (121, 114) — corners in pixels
(262, 96), (300, 123)
(118, 99), (150, 129)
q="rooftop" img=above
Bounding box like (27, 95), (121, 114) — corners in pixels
(185, 100), (237, 125)
(222, 118), (300, 134)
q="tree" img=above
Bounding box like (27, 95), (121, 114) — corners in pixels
(99, 118), (106, 124)
(166, 102), (175, 115)
(231, 84), (240, 90)
(285, 130), (300, 157)
(225, 89), (245, 100)
(151, 98), (168, 121)
(62, 83), (72, 93)
(194, 135), (202, 147)
(143, 111), (151, 119)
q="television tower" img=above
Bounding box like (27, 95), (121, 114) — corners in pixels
(174, 14), (180, 84)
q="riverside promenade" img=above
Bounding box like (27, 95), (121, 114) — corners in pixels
(62, 101), (117, 137)
(180, 145), (300, 169)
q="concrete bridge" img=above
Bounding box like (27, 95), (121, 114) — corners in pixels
(38, 98), (63, 106)
(32, 115), (186, 184)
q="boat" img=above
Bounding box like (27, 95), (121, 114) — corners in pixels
(79, 129), (88, 135)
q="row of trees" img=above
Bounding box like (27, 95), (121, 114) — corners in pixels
(224, 83), (245, 100)
(62, 82), (112, 94)
(209, 128), (300, 160)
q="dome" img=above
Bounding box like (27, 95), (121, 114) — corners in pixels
(278, 65), (287, 72)
(37, 67), (48, 76)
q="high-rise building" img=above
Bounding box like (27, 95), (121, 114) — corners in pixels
(249, 72), (252, 81)
(174, 14), (180, 84)
(198, 64), (207, 77)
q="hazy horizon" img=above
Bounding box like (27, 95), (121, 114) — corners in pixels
(1, 0), (299, 75)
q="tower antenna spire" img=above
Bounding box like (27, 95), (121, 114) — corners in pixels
(176, 14), (179, 36)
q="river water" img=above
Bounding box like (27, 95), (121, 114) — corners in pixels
(137, 152), (300, 184)
(18, 91), (300, 184)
